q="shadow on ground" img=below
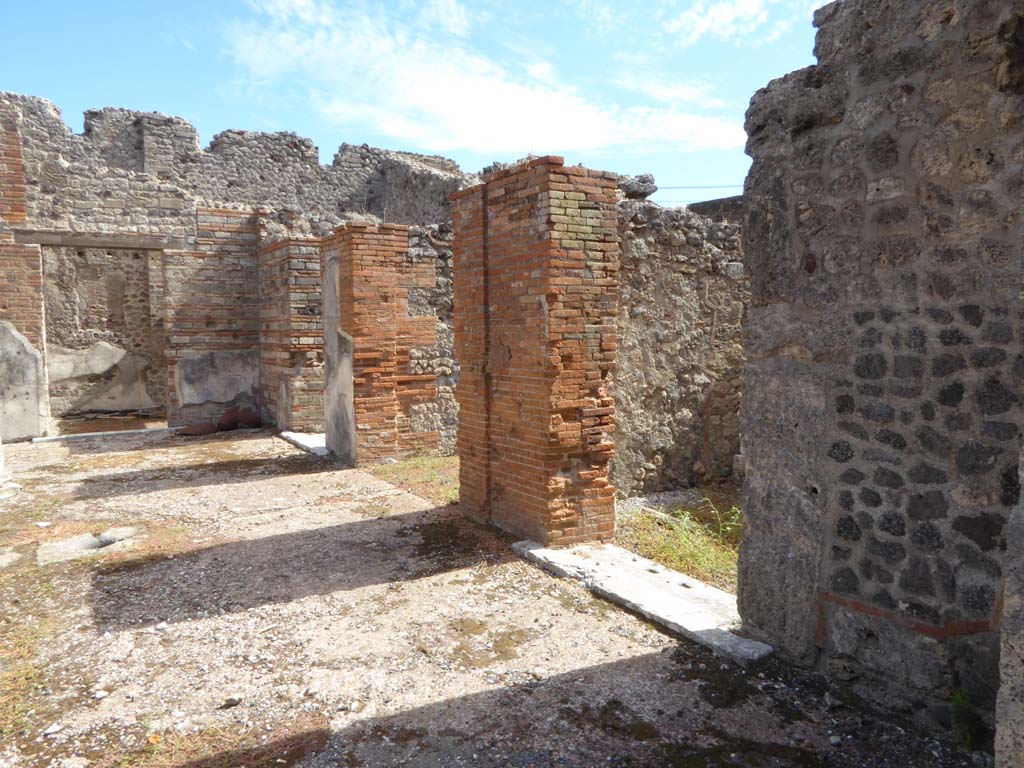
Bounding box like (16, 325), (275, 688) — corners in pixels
(89, 505), (515, 631)
(140, 649), (969, 768)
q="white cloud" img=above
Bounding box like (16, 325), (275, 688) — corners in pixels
(665, 0), (775, 47)
(416, 0), (474, 37)
(224, 0), (746, 156)
(614, 75), (726, 108)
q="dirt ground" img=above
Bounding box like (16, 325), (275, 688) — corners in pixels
(0, 430), (980, 767)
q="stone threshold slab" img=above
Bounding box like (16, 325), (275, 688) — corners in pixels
(513, 540), (773, 665)
(278, 432), (331, 458)
(32, 427), (179, 444)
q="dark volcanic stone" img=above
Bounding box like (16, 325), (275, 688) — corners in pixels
(926, 308), (953, 324)
(840, 468), (866, 484)
(836, 515), (862, 542)
(981, 322), (1013, 344)
(878, 511), (906, 537)
(910, 522), (944, 553)
(838, 490), (855, 511)
(976, 377), (1017, 415)
(879, 307), (898, 322)
(955, 441), (1003, 475)
(900, 556), (935, 596)
(937, 382), (964, 406)
(938, 328), (970, 346)
(853, 311), (875, 326)
(832, 546), (852, 562)
(871, 590), (898, 611)
(1002, 465), (1021, 506)
(952, 513), (1005, 552)
(944, 412), (972, 432)
(866, 536), (907, 564)
(874, 467), (904, 488)
(906, 326), (927, 352)
(920, 402), (935, 421)
(859, 487), (883, 507)
(971, 348), (1007, 368)
(909, 463), (947, 484)
(983, 421), (1019, 441)
(958, 305), (984, 326)
(936, 559), (957, 601)
(907, 491), (948, 520)
(829, 441), (855, 463)
(961, 585), (996, 616)
(830, 567), (860, 596)
(854, 353), (888, 380)
(835, 394), (855, 415)
(955, 544), (1002, 578)
(933, 353), (967, 377)
(893, 356), (924, 378)
(906, 602), (940, 624)
(916, 426), (951, 457)
(858, 384), (884, 397)
(860, 402), (895, 423)
(860, 557), (894, 584)
(859, 328), (883, 348)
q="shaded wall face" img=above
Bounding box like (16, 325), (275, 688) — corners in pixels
(257, 239), (325, 432)
(612, 202), (748, 494)
(43, 247), (166, 415)
(452, 157), (619, 546)
(740, 0), (1023, 721)
(163, 208), (262, 426)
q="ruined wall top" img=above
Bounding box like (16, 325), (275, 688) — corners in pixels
(0, 91), (476, 233)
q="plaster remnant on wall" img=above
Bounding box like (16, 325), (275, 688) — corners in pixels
(0, 320), (48, 441)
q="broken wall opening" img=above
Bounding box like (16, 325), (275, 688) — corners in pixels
(42, 246), (167, 419)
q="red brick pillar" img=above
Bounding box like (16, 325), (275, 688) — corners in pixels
(321, 223), (439, 463)
(452, 157), (619, 546)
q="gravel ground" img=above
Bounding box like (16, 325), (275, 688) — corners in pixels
(0, 430), (983, 767)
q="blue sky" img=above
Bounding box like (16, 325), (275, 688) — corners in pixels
(4, 0), (826, 206)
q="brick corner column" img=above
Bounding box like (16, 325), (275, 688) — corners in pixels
(452, 156), (620, 546)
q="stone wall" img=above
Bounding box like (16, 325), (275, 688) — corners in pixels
(42, 247), (166, 415)
(999, 451), (1024, 766)
(257, 237), (324, 432)
(612, 201), (747, 494)
(163, 208), (261, 426)
(452, 157), (619, 546)
(739, 0), (1023, 727)
(1, 93), (473, 237)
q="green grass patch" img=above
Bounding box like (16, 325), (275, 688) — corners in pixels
(617, 490), (742, 593)
(367, 455), (459, 507)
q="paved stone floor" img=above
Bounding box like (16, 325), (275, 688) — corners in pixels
(0, 431), (980, 767)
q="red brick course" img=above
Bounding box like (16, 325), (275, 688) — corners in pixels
(0, 233), (45, 351)
(320, 223), (438, 461)
(452, 157), (619, 546)
(0, 110), (28, 227)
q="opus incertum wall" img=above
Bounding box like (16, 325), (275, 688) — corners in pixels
(739, 0), (1023, 737)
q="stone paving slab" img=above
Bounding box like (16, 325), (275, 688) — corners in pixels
(513, 540), (773, 665)
(279, 431), (332, 458)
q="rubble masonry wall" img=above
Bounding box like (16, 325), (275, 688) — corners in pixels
(740, 0), (1023, 726)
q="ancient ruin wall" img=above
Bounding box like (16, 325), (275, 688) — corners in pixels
(43, 247), (166, 415)
(612, 201), (747, 494)
(740, 0), (1023, 723)
(320, 223), (443, 463)
(1, 93), (473, 236)
(452, 157), (619, 546)
(258, 238), (325, 432)
(163, 208), (262, 426)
